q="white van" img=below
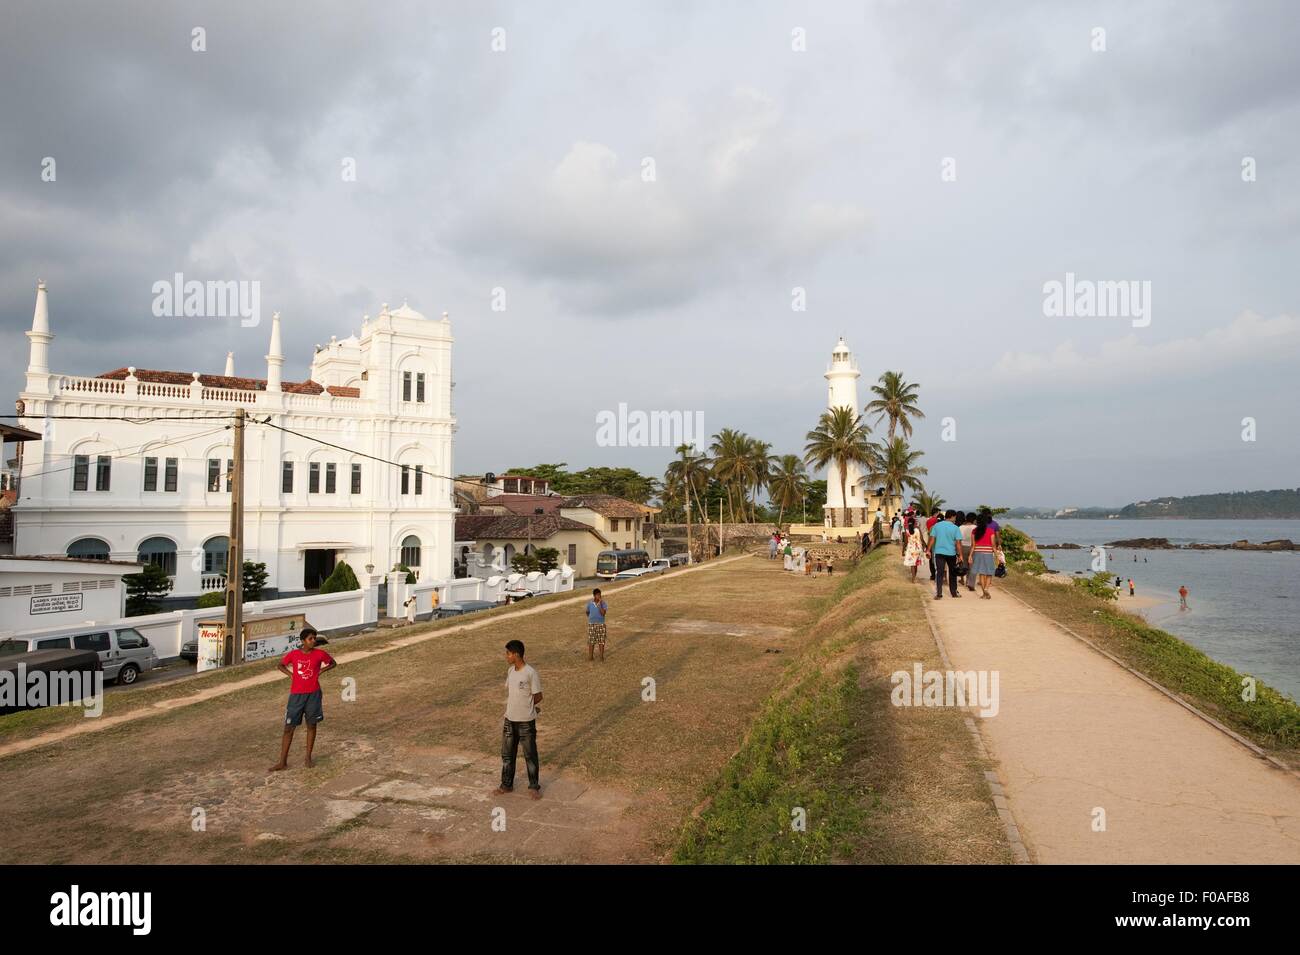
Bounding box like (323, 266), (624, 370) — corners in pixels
(0, 626), (158, 685)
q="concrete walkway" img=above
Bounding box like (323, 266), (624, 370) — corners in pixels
(922, 577), (1300, 863)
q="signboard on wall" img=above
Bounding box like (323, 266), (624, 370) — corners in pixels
(195, 614), (309, 669)
(197, 623), (224, 673)
(30, 593), (84, 615)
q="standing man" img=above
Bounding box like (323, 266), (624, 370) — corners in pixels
(930, 510), (964, 600)
(1179, 585), (1189, 610)
(403, 594), (417, 624)
(269, 628), (336, 771)
(586, 588), (608, 662)
(1128, 578), (1135, 597)
(494, 639), (542, 800)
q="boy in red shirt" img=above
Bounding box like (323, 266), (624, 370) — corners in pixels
(270, 628), (336, 771)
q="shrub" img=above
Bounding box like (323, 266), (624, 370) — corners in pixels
(535, 547), (560, 573)
(510, 553), (541, 573)
(320, 561), (361, 593)
(196, 591), (226, 608)
(391, 563), (417, 585)
(1074, 570), (1118, 601)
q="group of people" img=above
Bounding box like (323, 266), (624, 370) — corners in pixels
(267, 587), (619, 801)
(893, 505), (1004, 600)
(771, 531), (837, 578)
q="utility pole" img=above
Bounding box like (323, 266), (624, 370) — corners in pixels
(223, 407), (246, 666)
(685, 483), (692, 564)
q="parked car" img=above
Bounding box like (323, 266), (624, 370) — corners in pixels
(649, 558), (672, 571)
(180, 638), (198, 662)
(0, 627), (158, 686)
(435, 600), (497, 619)
(613, 565), (665, 580)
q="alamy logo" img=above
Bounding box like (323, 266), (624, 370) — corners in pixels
(1042, 272), (1151, 328)
(0, 665), (103, 717)
(49, 885), (151, 935)
(890, 663), (1000, 718)
(595, 403), (704, 448)
(151, 272), (261, 327)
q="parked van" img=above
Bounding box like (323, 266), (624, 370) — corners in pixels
(0, 627), (158, 686)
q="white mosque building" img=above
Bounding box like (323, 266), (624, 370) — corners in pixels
(10, 281), (456, 598)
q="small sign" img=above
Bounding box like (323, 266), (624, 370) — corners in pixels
(197, 624), (224, 673)
(30, 593), (84, 615)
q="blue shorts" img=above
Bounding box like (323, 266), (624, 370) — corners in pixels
(285, 689), (324, 727)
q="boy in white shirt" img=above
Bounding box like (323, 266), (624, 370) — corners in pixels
(494, 639), (544, 799)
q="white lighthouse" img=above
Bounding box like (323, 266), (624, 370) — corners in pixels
(824, 337), (865, 527)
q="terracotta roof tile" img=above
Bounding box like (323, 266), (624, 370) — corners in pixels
(97, 368), (358, 397)
(559, 494), (648, 518)
(455, 514), (608, 544)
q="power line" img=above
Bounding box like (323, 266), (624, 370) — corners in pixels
(254, 418), (484, 489)
(12, 424), (233, 484)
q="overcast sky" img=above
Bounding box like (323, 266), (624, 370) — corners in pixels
(3, 0), (1298, 507)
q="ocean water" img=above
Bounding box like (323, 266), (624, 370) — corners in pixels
(1010, 519), (1300, 701)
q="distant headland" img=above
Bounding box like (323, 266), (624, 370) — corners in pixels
(1007, 488), (1300, 520)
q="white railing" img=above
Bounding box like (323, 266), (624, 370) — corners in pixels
(138, 382), (189, 399)
(200, 574), (227, 592)
(202, 386), (258, 404)
(58, 375), (125, 395)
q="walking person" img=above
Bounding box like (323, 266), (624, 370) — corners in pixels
(1179, 585), (1189, 610)
(925, 508), (942, 580)
(930, 510), (963, 600)
(959, 511), (977, 591)
(969, 510), (1000, 599)
(1128, 578), (1135, 597)
(585, 588), (608, 662)
(403, 594), (417, 624)
(827, 556), (835, 577)
(269, 628), (336, 771)
(903, 516), (924, 583)
(494, 639), (543, 800)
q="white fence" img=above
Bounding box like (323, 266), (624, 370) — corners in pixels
(388, 565), (576, 619)
(8, 566), (576, 658)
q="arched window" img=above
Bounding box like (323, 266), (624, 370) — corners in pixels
(67, 538), (110, 561)
(203, 536), (230, 575)
(400, 535), (421, 569)
(138, 537), (177, 576)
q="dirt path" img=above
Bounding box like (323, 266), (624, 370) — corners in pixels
(922, 573), (1300, 863)
(0, 553), (834, 864)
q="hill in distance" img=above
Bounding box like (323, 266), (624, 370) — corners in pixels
(1008, 488), (1300, 519)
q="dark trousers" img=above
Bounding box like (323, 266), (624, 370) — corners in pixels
(934, 553), (959, 596)
(501, 718), (540, 790)
(928, 552), (936, 579)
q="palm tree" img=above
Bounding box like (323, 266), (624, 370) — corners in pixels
(768, 455), (808, 526)
(665, 443), (710, 561)
(740, 437), (775, 523)
(804, 406), (880, 530)
(709, 429), (747, 525)
(869, 437), (928, 519)
(865, 371), (925, 441)
(915, 489), (946, 516)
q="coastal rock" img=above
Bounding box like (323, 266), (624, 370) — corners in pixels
(1105, 538), (1175, 549)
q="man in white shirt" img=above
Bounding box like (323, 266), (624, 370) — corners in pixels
(494, 639), (544, 799)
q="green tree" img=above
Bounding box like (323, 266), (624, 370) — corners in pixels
(664, 443), (710, 558)
(710, 428), (749, 524)
(804, 407), (880, 530)
(391, 563), (417, 584)
(915, 490), (947, 516)
(870, 437), (928, 517)
(242, 561), (269, 601)
(535, 547), (560, 573)
(125, 563), (172, 616)
(321, 561), (361, 593)
(864, 371), (925, 441)
(767, 454), (809, 526)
